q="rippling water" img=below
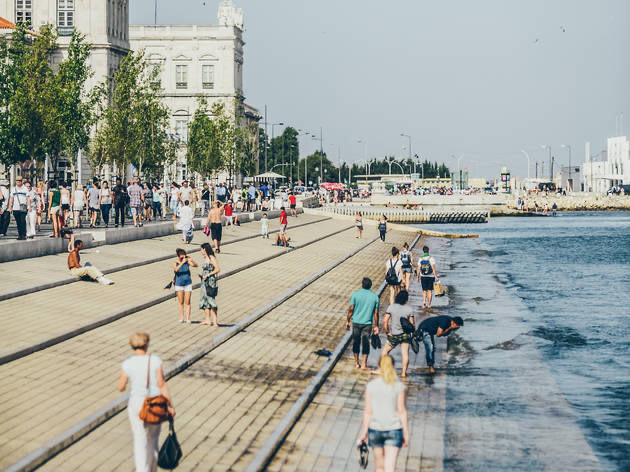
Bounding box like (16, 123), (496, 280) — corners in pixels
(416, 212), (630, 471)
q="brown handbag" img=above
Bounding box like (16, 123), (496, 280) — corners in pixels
(138, 355), (171, 424)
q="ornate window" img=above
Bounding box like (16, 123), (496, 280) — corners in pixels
(15, 0), (32, 26)
(175, 120), (188, 141)
(58, 0), (75, 32)
(176, 65), (188, 89)
(202, 64), (215, 89)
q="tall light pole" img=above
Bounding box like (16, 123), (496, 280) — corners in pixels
(521, 150), (531, 179)
(561, 144), (572, 191)
(263, 105), (268, 172)
(450, 154), (464, 191)
(541, 144), (551, 179)
(400, 133), (411, 160)
(357, 139), (368, 175)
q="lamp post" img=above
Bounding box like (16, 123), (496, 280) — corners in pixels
(521, 150), (531, 179)
(319, 127), (323, 184)
(561, 144), (572, 191)
(541, 144), (551, 179)
(400, 133), (411, 161)
(357, 139), (368, 175)
(450, 154), (464, 191)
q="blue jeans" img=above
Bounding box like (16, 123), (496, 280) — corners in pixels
(422, 332), (436, 367)
(368, 428), (403, 448)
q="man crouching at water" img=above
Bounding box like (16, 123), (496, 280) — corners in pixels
(346, 277), (380, 370)
(417, 315), (463, 373)
(67, 239), (114, 285)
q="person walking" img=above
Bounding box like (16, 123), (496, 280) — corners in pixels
(99, 181), (112, 228)
(0, 179), (10, 238)
(60, 181), (71, 226)
(355, 212), (363, 239)
(399, 242), (414, 291)
(36, 180), (46, 229)
(381, 290), (414, 378)
(173, 248), (197, 323)
(47, 180), (61, 238)
(260, 213), (269, 239)
(127, 178), (144, 227)
(113, 177), (128, 227)
(117, 332), (175, 472)
(378, 215), (387, 242)
(358, 354), (409, 472)
(385, 247), (403, 305)
(200, 183), (210, 216)
(25, 181), (40, 239)
(199, 243), (220, 327)
(288, 192), (297, 217)
(151, 184), (162, 221)
(206, 200), (224, 253)
(67, 239), (114, 284)
(169, 182), (180, 224)
(224, 200), (234, 229)
(71, 183), (86, 228)
(416, 315), (463, 374)
(346, 277), (380, 370)
(177, 200), (194, 243)
(417, 245), (439, 309)
(8, 177), (30, 240)
(143, 183), (153, 222)
(87, 182), (100, 228)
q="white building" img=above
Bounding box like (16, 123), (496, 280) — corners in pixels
(1, 0), (258, 185)
(582, 137), (629, 192)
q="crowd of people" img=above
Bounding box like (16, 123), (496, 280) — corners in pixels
(347, 242), (463, 471)
(0, 177), (301, 241)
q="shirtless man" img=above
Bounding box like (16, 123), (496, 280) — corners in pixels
(67, 239), (114, 285)
(205, 200), (224, 253)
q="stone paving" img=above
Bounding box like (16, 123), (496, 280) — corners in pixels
(0, 215), (333, 359)
(268, 253), (449, 472)
(0, 213), (322, 298)
(0, 216), (409, 470)
(34, 232), (410, 471)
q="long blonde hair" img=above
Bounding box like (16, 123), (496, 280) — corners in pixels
(379, 354), (397, 385)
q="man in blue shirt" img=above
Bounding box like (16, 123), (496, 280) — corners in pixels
(346, 277), (380, 370)
(417, 315), (463, 373)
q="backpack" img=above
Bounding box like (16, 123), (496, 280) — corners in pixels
(420, 257), (433, 276)
(385, 259), (399, 285)
(400, 250), (411, 267)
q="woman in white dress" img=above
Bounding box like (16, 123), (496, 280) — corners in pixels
(71, 184), (86, 228)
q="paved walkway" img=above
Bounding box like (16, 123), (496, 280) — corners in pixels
(0, 223), (410, 470)
(0, 213), (322, 298)
(34, 232), (410, 471)
(268, 253), (449, 472)
(0, 215), (333, 359)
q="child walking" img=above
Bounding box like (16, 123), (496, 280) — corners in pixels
(260, 213), (269, 239)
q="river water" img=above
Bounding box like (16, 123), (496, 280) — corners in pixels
(415, 212), (630, 471)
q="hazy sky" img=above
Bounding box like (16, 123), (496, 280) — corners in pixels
(131, 0), (630, 178)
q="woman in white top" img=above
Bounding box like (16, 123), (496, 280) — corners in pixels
(71, 184), (86, 228)
(99, 181), (113, 228)
(118, 333), (175, 472)
(358, 355), (409, 472)
(169, 182), (180, 224)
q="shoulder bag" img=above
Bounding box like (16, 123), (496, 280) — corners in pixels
(138, 355), (171, 424)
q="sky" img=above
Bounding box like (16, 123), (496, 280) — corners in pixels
(130, 0), (630, 178)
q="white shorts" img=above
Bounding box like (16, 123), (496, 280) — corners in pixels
(226, 215), (233, 224)
(174, 284), (192, 292)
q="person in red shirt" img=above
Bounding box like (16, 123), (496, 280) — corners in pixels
(288, 193), (297, 217)
(279, 206), (289, 246)
(224, 201), (234, 229)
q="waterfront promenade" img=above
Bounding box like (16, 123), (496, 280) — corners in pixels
(0, 213), (427, 471)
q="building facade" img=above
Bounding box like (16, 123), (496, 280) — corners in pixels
(1, 0), (257, 185)
(582, 137), (629, 193)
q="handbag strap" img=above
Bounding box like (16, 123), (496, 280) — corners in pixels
(145, 354), (151, 391)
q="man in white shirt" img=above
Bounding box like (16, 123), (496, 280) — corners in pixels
(0, 179), (10, 238)
(179, 180), (193, 204)
(7, 177), (31, 240)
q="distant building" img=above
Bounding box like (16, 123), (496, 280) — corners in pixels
(582, 137), (629, 192)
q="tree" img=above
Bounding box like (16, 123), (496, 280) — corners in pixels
(91, 50), (177, 180)
(298, 150), (336, 184)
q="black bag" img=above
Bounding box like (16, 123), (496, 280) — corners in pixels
(400, 317), (415, 334)
(410, 336), (420, 354)
(385, 259), (399, 286)
(158, 419), (182, 470)
(370, 333), (381, 350)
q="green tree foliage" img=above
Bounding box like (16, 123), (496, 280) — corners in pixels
(0, 24), (98, 177)
(91, 51), (177, 180)
(298, 150), (337, 184)
(268, 126), (299, 181)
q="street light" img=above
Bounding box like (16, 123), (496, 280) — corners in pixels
(357, 139), (368, 175)
(560, 144), (572, 191)
(541, 144), (551, 179)
(521, 150), (531, 179)
(400, 133), (411, 160)
(450, 154), (464, 191)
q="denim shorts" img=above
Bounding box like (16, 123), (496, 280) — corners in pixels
(368, 428), (403, 448)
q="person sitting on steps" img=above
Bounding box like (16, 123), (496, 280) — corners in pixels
(67, 239), (114, 285)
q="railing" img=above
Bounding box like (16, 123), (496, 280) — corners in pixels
(318, 206), (489, 223)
